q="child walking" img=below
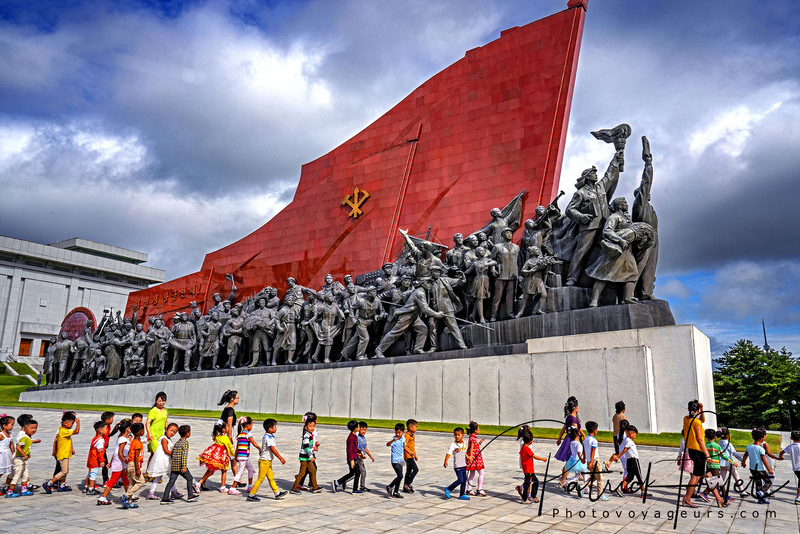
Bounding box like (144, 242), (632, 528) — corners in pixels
(6, 418), (37, 498)
(84, 421), (107, 495)
(701, 428), (734, 507)
(122, 423), (146, 509)
(6, 414), (40, 492)
(466, 421), (486, 496)
(444, 426), (471, 500)
(402, 419), (418, 493)
(718, 427), (748, 498)
(778, 430), (800, 504)
(519, 429), (547, 504)
(611, 425), (651, 498)
(196, 421), (236, 493)
(231, 416), (260, 494)
(743, 428), (774, 504)
(146, 423), (181, 500)
(386, 423), (405, 498)
(248, 419), (288, 501)
(290, 414), (322, 494)
(559, 427), (586, 491)
(333, 420), (361, 494)
(583, 421), (609, 501)
(43, 411), (80, 493)
(0, 415), (15, 493)
(97, 418), (132, 505)
(357, 421), (374, 492)
(161, 425), (198, 504)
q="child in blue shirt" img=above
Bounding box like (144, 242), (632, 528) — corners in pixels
(743, 428), (773, 504)
(385, 423), (405, 498)
(356, 422), (373, 492)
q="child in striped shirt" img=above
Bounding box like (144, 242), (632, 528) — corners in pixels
(290, 414), (321, 494)
(702, 428), (735, 506)
(230, 417), (260, 495)
(161, 425), (198, 504)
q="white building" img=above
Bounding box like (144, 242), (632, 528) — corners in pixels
(0, 236), (165, 361)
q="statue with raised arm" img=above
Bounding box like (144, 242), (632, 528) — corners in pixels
(585, 198), (655, 307)
(632, 135), (659, 300)
(342, 286), (387, 361)
(209, 278), (237, 315)
(298, 292), (320, 362)
(399, 229), (444, 279)
(564, 146), (625, 286)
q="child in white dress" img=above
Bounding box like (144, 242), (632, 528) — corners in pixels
(146, 423), (181, 499)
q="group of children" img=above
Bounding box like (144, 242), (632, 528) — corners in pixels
(3, 393), (800, 509)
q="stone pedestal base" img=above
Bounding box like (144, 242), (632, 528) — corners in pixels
(21, 323), (714, 434)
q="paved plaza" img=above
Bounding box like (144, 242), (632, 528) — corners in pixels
(1, 407), (797, 533)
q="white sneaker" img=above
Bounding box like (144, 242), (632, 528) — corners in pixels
(218, 486), (228, 493)
(228, 488), (241, 495)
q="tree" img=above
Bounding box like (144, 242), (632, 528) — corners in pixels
(713, 340), (800, 430)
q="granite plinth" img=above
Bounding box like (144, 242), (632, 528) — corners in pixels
(21, 324), (713, 433)
(440, 298), (674, 351)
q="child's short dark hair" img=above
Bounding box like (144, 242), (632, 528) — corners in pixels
(358, 421), (368, 429)
(93, 421), (107, 432)
(263, 418), (277, 431)
(131, 412), (144, 420)
(627, 425), (638, 434)
(166, 423), (179, 432)
(586, 421), (598, 434)
(61, 411), (76, 423)
(791, 430), (800, 442)
(615, 401), (625, 414)
(406, 418), (417, 428)
(17, 414), (32, 427)
(178, 425), (191, 437)
(101, 411), (115, 423)
(130, 422), (145, 435)
(704, 428), (717, 440)
(347, 420), (358, 432)
(522, 430), (534, 444)
(25, 419), (38, 427)
(454, 426), (464, 434)
(395, 423), (406, 432)
(751, 428), (766, 441)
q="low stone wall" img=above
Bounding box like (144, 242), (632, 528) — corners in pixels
(20, 324), (715, 434)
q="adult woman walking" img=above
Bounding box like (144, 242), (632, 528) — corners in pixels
(681, 399), (709, 508)
(219, 390), (240, 478)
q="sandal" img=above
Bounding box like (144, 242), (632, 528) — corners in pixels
(681, 499), (697, 508)
(467, 490), (477, 496)
(478, 489), (488, 497)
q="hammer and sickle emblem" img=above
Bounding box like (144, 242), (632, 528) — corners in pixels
(342, 187), (370, 218)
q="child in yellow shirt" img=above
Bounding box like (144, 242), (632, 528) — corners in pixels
(43, 411), (80, 493)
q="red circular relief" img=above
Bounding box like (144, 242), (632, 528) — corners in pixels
(59, 307), (97, 341)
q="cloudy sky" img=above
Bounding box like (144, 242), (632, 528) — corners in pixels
(1, 0), (798, 358)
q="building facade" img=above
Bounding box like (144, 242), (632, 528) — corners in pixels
(0, 236), (165, 360)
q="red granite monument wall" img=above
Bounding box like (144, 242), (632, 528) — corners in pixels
(126, 1), (587, 323)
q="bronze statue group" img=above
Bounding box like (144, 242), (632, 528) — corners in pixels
(43, 124), (660, 384)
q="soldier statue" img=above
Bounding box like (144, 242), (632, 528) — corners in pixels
(53, 331), (76, 384)
(427, 264), (468, 351)
(311, 293), (345, 363)
(374, 277), (441, 358)
(273, 293), (299, 364)
(198, 311), (223, 369)
(490, 228), (520, 321)
(342, 286), (386, 361)
(43, 336), (57, 384)
(169, 313), (196, 374)
(244, 298), (275, 367)
(632, 136), (658, 300)
(517, 245), (561, 316)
